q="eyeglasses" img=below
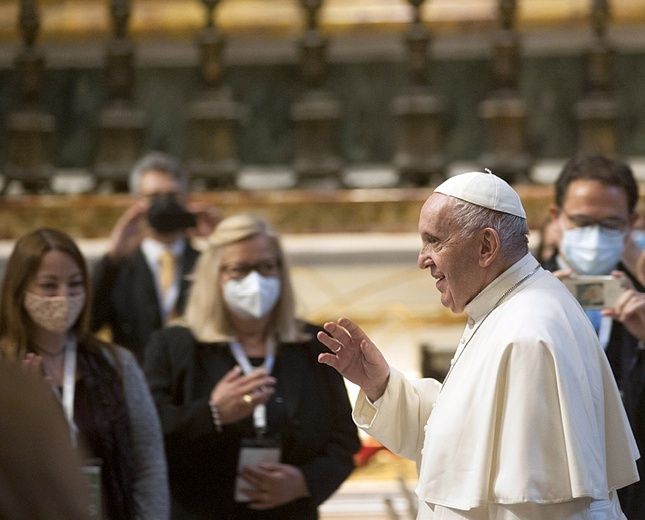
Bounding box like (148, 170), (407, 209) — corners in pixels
(562, 212), (629, 232)
(220, 259), (282, 280)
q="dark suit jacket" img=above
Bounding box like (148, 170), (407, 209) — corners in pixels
(542, 254), (645, 519)
(144, 323), (361, 520)
(90, 243), (200, 363)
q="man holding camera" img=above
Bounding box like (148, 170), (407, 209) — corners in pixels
(541, 154), (645, 519)
(91, 151), (222, 363)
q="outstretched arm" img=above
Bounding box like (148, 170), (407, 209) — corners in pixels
(317, 317), (390, 402)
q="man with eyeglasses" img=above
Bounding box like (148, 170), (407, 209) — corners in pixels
(91, 151), (222, 363)
(542, 154), (645, 519)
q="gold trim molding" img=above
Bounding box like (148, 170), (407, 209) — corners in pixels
(0, 0), (644, 43)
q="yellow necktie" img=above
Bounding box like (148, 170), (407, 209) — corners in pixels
(159, 249), (176, 297)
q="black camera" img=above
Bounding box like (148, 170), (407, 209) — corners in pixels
(147, 194), (197, 234)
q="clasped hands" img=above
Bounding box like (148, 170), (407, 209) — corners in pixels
(238, 463), (310, 510)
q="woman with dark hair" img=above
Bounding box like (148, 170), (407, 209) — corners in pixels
(0, 228), (169, 520)
(144, 214), (361, 520)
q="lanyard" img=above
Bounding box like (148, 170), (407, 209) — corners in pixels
(229, 339), (276, 435)
(51, 336), (79, 448)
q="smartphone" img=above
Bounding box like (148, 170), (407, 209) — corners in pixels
(562, 275), (627, 310)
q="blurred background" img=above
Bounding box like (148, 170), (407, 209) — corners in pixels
(1, 1), (645, 518)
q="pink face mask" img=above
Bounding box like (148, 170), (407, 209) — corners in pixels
(23, 292), (86, 334)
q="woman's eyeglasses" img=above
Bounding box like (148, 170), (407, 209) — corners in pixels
(220, 259), (282, 280)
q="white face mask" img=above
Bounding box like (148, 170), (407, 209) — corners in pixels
(560, 224), (625, 275)
(223, 271), (281, 320)
(24, 292), (86, 334)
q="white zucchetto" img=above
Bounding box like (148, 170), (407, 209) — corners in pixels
(434, 170), (527, 219)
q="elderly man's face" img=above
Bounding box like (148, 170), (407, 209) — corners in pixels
(417, 193), (483, 314)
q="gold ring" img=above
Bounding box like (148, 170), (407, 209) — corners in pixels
(243, 393), (253, 405)
(334, 345), (342, 353)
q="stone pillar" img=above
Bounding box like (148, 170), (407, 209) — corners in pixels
(187, 0), (245, 189)
(393, 0), (445, 187)
(93, 0), (147, 192)
(479, 0), (531, 183)
(3, 0), (55, 194)
(291, 0), (343, 187)
(575, 0), (618, 156)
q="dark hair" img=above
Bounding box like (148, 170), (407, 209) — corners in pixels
(0, 228), (91, 360)
(554, 155), (638, 212)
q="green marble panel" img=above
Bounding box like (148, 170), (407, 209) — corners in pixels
(1, 51), (644, 171)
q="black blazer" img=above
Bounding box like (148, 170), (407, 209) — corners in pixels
(90, 244), (200, 363)
(144, 324), (361, 520)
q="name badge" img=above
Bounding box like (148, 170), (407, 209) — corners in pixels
(234, 437), (281, 502)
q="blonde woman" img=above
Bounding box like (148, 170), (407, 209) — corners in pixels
(144, 214), (360, 520)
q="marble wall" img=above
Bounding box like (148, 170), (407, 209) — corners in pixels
(1, 38), (645, 172)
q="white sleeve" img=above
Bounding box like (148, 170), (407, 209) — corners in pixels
(352, 367), (441, 462)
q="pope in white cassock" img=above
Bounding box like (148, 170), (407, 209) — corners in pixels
(317, 171), (640, 520)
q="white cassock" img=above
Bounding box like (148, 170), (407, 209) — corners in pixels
(354, 254), (639, 520)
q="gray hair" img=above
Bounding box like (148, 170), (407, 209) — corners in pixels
(451, 199), (529, 257)
(128, 151), (189, 195)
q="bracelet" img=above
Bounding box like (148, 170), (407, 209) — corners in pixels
(208, 401), (223, 433)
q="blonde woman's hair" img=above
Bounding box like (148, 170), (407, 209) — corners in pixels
(179, 214), (306, 343)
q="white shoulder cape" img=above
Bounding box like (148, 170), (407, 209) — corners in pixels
(354, 259), (639, 511)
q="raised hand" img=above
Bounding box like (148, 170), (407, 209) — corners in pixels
(317, 317), (390, 402)
(186, 202), (224, 238)
(603, 288), (645, 343)
(107, 202), (148, 261)
(21, 353), (54, 385)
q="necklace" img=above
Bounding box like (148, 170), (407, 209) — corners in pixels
(439, 265), (540, 393)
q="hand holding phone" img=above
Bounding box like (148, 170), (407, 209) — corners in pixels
(562, 275), (627, 310)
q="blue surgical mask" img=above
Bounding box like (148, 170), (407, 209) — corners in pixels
(560, 224), (625, 275)
(631, 229), (645, 250)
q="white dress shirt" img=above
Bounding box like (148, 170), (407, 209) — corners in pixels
(141, 237), (186, 323)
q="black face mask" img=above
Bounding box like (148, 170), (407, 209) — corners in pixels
(147, 194), (197, 234)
